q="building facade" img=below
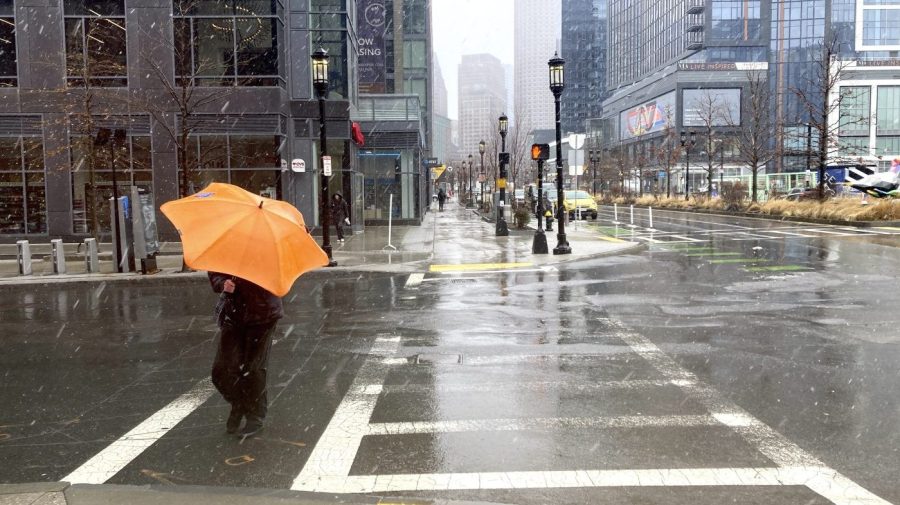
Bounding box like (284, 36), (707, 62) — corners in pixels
(0, 0), (364, 239)
(561, 0), (607, 135)
(514, 0), (560, 135)
(1, 0), (436, 238)
(458, 53), (506, 158)
(598, 0), (900, 194)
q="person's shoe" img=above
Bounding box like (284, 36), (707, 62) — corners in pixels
(225, 407), (243, 434)
(240, 416), (264, 438)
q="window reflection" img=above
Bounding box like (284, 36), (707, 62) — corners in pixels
(64, 0), (127, 87)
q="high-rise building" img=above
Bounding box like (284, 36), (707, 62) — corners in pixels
(561, 0), (607, 134)
(599, 0), (900, 187)
(504, 64), (515, 125)
(434, 55), (449, 118)
(514, 0), (561, 134)
(432, 55), (451, 163)
(458, 54), (507, 157)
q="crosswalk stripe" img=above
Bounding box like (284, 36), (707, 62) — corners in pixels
(366, 415), (721, 435)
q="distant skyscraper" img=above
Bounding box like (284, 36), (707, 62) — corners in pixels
(514, 0), (561, 134)
(561, 0), (607, 134)
(433, 54), (449, 117)
(504, 63), (515, 124)
(458, 54), (507, 157)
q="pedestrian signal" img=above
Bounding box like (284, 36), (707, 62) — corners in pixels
(531, 144), (550, 161)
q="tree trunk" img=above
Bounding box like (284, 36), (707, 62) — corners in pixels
(751, 165), (758, 203)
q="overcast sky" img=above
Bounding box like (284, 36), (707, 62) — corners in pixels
(432, 0), (514, 120)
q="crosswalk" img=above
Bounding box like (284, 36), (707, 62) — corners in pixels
(591, 222), (900, 245)
(287, 305), (891, 503)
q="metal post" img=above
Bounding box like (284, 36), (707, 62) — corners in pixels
(649, 207), (655, 231)
(318, 95), (337, 267)
(51, 239), (66, 274)
(84, 238), (99, 273)
(614, 203), (619, 223)
(384, 194), (397, 251)
(532, 159), (549, 254)
(553, 94), (571, 255)
(629, 205), (635, 228)
(16, 240), (31, 276)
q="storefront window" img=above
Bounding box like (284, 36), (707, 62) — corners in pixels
(0, 137), (45, 234)
(359, 149), (419, 221)
(0, 0), (17, 87)
(70, 134), (152, 234)
(181, 133), (283, 197)
(877, 86), (900, 134)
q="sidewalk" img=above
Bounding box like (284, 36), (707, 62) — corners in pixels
(0, 201), (642, 287)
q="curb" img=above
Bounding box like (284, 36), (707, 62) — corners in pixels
(604, 204), (900, 228)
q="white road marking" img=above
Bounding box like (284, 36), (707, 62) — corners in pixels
(307, 466), (835, 493)
(604, 318), (890, 504)
(291, 336), (399, 491)
(63, 379), (215, 484)
(670, 235), (704, 243)
(765, 230), (815, 238)
(366, 415), (720, 435)
(380, 379), (674, 394)
(404, 273), (425, 288)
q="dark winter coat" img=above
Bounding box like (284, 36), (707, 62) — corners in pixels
(209, 272), (284, 326)
(331, 197), (350, 223)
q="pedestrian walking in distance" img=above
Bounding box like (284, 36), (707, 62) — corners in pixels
(209, 273), (284, 438)
(331, 193), (350, 242)
(437, 187), (447, 211)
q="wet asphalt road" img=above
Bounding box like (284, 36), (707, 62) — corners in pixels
(1, 207), (899, 504)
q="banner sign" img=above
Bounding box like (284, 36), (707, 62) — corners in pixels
(619, 91), (676, 140)
(358, 0), (387, 93)
(678, 62), (768, 71)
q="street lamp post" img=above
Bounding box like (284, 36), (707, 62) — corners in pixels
(467, 154), (474, 208)
(312, 48), (337, 267)
(549, 53), (570, 255)
(496, 114), (509, 236)
(680, 130), (696, 201)
(479, 140), (486, 211)
(589, 149), (599, 196)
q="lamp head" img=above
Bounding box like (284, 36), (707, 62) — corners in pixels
(311, 48), (329, 97)
(548, 52), (565, 95)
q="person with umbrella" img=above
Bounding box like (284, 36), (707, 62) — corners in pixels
(162, 183), (329, 437)
(209, 272), (282, 436)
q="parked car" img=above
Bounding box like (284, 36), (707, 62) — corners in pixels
(781, 186), (829, 201)
(546, 191), (599, 220)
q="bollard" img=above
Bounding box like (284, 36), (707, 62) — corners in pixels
(649, 207), (654, 230)
(16, 240), (32, 276)
(84, 238), (99, 273)
(629, 205), (635, 227)
(51, 239), (67, 274)
(614, 203), (619, 223)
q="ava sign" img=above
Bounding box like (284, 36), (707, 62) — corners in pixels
(291, 159), (306, 173)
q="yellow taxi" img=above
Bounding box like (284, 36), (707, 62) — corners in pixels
(562, 190), (598, 220)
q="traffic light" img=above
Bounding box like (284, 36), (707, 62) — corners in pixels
(531, 143), (550, 161)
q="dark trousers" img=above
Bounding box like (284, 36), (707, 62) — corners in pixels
(335, 222), (345, 240)
(212, 320), (277, 419)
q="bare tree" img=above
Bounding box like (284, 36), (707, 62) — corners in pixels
(689, 91), (730, 199)
(728, 70), (774, 203)
(64, 15), (129, 238)
(134, 1), (237, 198)
(655, 108), (682, 199)
(632, 144), (650, 197)
(790, 35), (865, 200)
(507, 104), (533, 189)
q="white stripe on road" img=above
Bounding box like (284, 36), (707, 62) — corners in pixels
(302, 466), (837, 493)
(404, 273), (425, 288)
(605, 318), (890, 504)
(380, 379), (674, 395)
(765, 230), (815, 238)
(291, 336), (399, 490)
(366, 415), (720, 435)
(670, 235), (704, 243)
(63, 378), (215, 484)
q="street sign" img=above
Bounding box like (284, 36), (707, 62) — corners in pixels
(281, 159), (288, 171)
(478, 174), (486, 183)
(432, 165), (446, 180)
(497, 178), (507, 189)
(424, 157), (439, 167)
(323, 156), (332, 176)
(291, 159), (306, 173)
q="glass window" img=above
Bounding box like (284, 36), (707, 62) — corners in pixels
(403, 40), (426, 70)
(839, 87), (871, 135)
(0, 137), (45, 235)
(0, 13), (17, 87)
(174, 0), (284, 87)
(877, 86), (900, 134)
(229, 135), (278, 168)
(182, 132), (284, 196)
(876, 136), (900, 155)
(863, 8), (900, 45)
(64, 1), (127, 87)
(838, 137), (870, 156)
(403, 0), (426, 35)
(70, 132), (153, 234)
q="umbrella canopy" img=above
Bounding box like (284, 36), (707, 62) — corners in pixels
(161, 183), (329, 296)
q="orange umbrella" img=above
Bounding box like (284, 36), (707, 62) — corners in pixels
(160, 183), (329, 296)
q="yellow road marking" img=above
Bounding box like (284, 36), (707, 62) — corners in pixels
(597, 235), (626, 243)
(429, 262), (534, 273)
